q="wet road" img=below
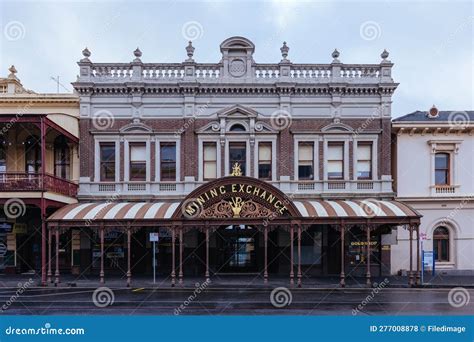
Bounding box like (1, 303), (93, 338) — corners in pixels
(0, 287), (472, 315)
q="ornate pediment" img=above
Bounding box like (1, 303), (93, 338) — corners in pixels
(321, 122), (354, 133)
(119, 120), (153, 133)
(216, 104), (258, 119)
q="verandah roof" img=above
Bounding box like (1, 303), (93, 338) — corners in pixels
(47, 199), (419, 222)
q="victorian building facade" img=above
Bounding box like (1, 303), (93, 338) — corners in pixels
(0, 66), (79, 285)
(47, 37), (420, 287)
(392, 108), (474, 275)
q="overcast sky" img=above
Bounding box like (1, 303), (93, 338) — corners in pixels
(0, 0), (472, 117)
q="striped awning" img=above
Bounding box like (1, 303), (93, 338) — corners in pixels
(48, 202), (180, 221)
(293, 199), (419, 218)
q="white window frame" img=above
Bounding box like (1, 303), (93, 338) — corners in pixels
(124, 137), (150, 182)
(198, 137), (221, 181)
(155, 135), (180, 182)
(353, 135), (378, 181)
(428, 141), (461, 187)
(225, 138), (250, 176)
(253, 138), (277, 181)
(323, 137), (350, 181)
(94, 136), (120, 182)
(293, 136), (320, 181)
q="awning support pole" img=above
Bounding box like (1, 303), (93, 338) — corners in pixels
(100, 225), (105, 284)
(126, 227), (131, 287)
(366, 225), (371, 287)
(54, 228), (60, 286)
(416, 224), (421, 286)
(47, 227), (52, 284)
(179, 229), (183, 285)
(340, 224), (345, 288)
(290, 223), (294, 286)
(297, 224), (302, 288)
(171, 228), (176, 287)
(409, 224), (414, 287)
(205, 226), (210, 282)
(264, 226), (268, 284)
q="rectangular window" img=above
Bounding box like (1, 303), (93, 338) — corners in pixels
(357, 143), (372, 179)
(229, 142), (246, 175)
(100, 143), (115, 181)
(129, 143), (146, 181)
(203, 142), (217, 180)
(160, 142), (176, 181)
(258, 142), (272, 180)
(327, 142), (344, 179)
(435, 153), (450, 185)
(298, 142), (314, 180)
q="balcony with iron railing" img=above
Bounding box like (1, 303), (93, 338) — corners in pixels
(0, 173), (78, 198)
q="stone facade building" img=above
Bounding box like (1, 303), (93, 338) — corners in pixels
(48, 37), (420, 287)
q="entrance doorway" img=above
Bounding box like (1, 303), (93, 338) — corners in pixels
(216, 225), (258, 273)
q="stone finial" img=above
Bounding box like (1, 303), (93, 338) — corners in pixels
(280, 41), (289, 61)
(332, 49), (340, 62)
(8, 65), (17, 77)
(185, 41), (195, 62)
(81, 47), (91, 62)
(381, 49), (389, 61)
(82, 47), (91, 58)
(133, 47), (142, 62)
(428, 105), (439, 118)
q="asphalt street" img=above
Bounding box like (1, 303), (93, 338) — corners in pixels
(0, 287), (472, 315)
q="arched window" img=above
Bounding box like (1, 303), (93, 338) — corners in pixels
(54, 136), (70, 179)
(24, 135), (41, 174)
(433, 226), (450, 262)
(229, 124), (246, 132)
(435, 153), (450, 185)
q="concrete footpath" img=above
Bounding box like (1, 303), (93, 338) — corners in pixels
(1, 273), (473, 289)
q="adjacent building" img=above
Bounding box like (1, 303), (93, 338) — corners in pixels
(46, 37), (421, 287)
(0, 66), (79, 285)
(392, 108), (474, 275)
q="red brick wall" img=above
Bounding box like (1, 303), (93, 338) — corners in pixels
(79, 117), (392, 181)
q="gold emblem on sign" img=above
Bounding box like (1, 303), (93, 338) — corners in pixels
(230, 162), (242, 176)
(229, 197), (244, 217)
